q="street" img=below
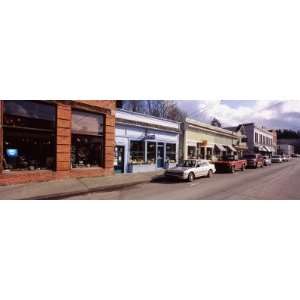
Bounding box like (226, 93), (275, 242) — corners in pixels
(64, 159), (300, 200)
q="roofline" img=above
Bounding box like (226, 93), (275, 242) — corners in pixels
(185, 117), (239, 138)
(117, 109), (181, 125)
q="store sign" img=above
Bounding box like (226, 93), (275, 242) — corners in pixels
(198, 140), (208, 147)
(145, 134), (156, 140)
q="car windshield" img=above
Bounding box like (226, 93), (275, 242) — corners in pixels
(178, 160), (197, 167)
(223, 155), (235, 161)
(273, 155), (281, 158)
(244, 155), (256, 159)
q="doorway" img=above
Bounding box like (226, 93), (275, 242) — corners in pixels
(114, 146), (125, 173)
(157, 143), (165, 168)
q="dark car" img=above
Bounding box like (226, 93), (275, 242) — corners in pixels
(243, 153), (264, 168)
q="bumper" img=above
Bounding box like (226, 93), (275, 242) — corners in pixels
(165, 172), (187, 180)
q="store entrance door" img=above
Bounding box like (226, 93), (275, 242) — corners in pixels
(157, 143), (165, 168)
(114, 146), (125, 173)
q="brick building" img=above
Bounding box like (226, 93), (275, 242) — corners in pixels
(0, 100), (116, 185)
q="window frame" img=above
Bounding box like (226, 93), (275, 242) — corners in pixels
(2, 100), (57, 171)
(71, 109), (105, 168)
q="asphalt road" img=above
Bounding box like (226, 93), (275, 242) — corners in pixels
(64, 159), (300, 200)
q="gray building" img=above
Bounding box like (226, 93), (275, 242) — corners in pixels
(278, 139), (300, 154)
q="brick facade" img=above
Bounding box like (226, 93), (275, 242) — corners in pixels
(0, 100), (116, 185)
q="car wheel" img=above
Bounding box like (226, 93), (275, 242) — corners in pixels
(207, 170), (213, 178)
(231, 166), (235, 173)
(241, 165), (245, 171)
(188, 172), (195, 182)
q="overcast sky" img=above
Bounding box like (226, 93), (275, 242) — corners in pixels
(177, 100), (300, 130)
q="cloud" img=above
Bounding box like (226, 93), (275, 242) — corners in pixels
(177, 100), (300, 130)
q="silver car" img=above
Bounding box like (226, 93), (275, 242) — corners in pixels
(164, 159), (216, 182)
(263, 156), (272, 166)
(271, 155), (282, 163)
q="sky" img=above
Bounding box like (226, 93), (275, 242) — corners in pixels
(177, 100), (300, 130)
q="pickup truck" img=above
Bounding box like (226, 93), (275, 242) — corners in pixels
(214, 155), (247, 173)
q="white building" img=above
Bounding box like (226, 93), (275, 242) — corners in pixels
(115, 110), (181, 173)
(277, 144), (294, 155)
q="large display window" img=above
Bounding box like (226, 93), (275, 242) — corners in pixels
(166, 143), (176, 163)
(146, 141), (156, 164)
(71, 110), (104, 168)
(130, 141), (145, 164)
(3, 101), (56, 171)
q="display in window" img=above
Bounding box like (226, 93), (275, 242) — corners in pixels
(71, 135), (103, 168)
(166, 143), (176, 163)
(129, 141), (145, 164)
(147, 142), (156, 164)
(3, 129), (55, 171)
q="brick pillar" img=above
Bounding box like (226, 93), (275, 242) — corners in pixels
(0, 100), (3, 173)
(56, 103), (71, 172)
(104, 113), (115, 171)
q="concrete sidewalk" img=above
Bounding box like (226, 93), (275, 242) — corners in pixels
(0, 171), (164, 200)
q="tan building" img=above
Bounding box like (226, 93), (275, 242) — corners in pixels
(182, 118), (239, 162)
(224, 124), (248, 158)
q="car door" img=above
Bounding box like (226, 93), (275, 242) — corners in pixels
(199, 162), (208, 177)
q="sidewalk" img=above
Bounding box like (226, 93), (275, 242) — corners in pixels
(0, 171), (165, 200)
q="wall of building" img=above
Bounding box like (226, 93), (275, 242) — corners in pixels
(184, 125), (238, 160)
(278, 139), (300, 153)
(115, 123), (180, 173)
(0, 100), (116, 185)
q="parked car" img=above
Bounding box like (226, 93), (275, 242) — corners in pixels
(263, 156), (272, 166)
(214, 155), (247, 173)
(282, 154), (290, 162)
(271, 155), (283, 163)
(243, 153), (264, 168)
(164, 159), (216, 182)
(291, 153), (300, 158)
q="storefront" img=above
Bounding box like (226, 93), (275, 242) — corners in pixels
(183, 118), (239, 162)
(115, 110), (180, 173)
(0, 100), (116, 185)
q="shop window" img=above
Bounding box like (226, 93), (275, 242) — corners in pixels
(188, 146), (196, 159)
(3, 101), (56, 171)
(71, 110), (104, 168)
(147, 141), (156, 164)
(166, 143), (176, 163)
(207, 147), (213, 160)
(130, 141), (145, 164)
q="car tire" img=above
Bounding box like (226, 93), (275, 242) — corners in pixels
(207, 170), (213, 178)
(241, 165), (245, 171)
(231, 166), (235, 173)
(188, 172), (195, 182)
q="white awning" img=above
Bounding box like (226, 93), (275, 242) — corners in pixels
(215, 144), (226, 152)
(264, 146), (271, 152)
(225, 145), (237, 152)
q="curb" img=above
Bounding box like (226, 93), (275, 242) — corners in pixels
(23, 177), (159, 200)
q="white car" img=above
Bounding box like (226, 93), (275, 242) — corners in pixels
(164, 159), (216, 182)
(271, 155), (282, 163)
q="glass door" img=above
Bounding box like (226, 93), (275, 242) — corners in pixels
(157, 143), (165, 168)
(114, 146), (125, 173)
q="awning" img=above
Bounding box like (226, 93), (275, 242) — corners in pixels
(256, 145), (265, 152)
(264, 146), (271, 152)
(215, 144), (227, 152)
(225, 145), (237, 152)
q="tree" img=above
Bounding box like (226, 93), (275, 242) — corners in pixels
(211, 118), (222, 127)
(119, 100), (187, 122)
